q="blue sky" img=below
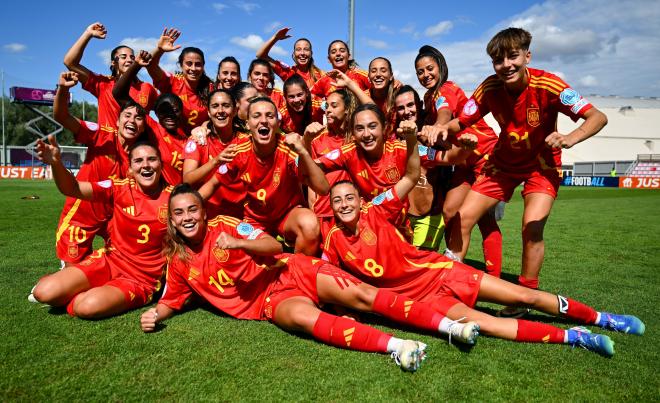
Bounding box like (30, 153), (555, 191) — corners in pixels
(1, 0), (659, 105)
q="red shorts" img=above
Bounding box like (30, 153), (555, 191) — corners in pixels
(245, 206), (303, 240)
(73, 248), (159, 310)
(385, 261), (484, 314)
(263, 254), (322, 320)
(471, 168), (561, 202)
(55, 199), (110, 263)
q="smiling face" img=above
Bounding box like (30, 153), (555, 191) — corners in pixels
(236, 87), (258, 121)
(330, 182), (361, 229)
(328, 41), (349, 71)
(285, 83), (307, 113)
(155, 99), (183, 132)
(415, 56), (440, 90)
(325, 92), (346, 130)
(128, 144), (162, 192)
(208, 91), (235, 132)
(248, 100), (279, 150)
(169, 192), (207, 245)
(112, 47), (135, 75)
(394, 91), (418, 123)
(117, 106), (146, 143)
(492, 47), (531, 89)
(368, 58), (392, 91)
(217, 61), (240, 89)
(249, 64), (271, 92)
(293, 39), (312, 67)
(352, 109), (385, 157)
(180, 52), (205, 84)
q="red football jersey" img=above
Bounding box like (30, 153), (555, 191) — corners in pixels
(458, 68), (593, 173)
(310, 67), (371, 99)
(154, 73), (212, 134)
(271, 60), (324, 90)
(316, 140), (407, 201)
(159, 216), (282, 319)
(309, 129), (350, 218)
(213, 138), (304, 227)
(82, 72), (158, 132)
(279, 99), (324, 135)
(146, 116), (187, 185)
(264, 87), (286, 111)
(322, 188), (456, 291)
(182, 132), (250, 218)
(88, 178), (172, 286)
(424, 81), (498, 172)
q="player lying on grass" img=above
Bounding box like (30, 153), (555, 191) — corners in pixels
(321, 112), (643, 358)
(32, 138), (171, 319)
(140, 184), (481, 372)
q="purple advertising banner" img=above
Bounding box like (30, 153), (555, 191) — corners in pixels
(10, 86), (71, 106)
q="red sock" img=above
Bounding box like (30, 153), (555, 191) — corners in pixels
(66, 295), (79, 317)
(480, 221), (502, 277)
(515, 319), (565, 344)
(372, 290), (443, 333)
(557, 295), (598, 324)
(312, 311), (390, 353)
(518, 275), (539, 289)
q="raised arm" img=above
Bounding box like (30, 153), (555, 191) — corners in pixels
(146, 28), (181, 84)
(392, 120), (421, 200)
(63, 22), (107, 84)
(284, 133), (329, 195)
(215, 231), (283, 256)
(198, 175), (221, 201)
(113, 50), (152, 107)
(545, 107), (608, 149)
(36, 135), (93, 200)
(183, 141), (238, 186)
(53, 72), (82, 134)
(256, 27), (291, 63)
(328, 70), (374, 105)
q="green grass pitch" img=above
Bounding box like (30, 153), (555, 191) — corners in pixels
(1, 179), (658, 401)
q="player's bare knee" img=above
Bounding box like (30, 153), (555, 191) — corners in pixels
(32, 278), (62, 305)
(73, 294), (107, 319)
(515, 287), (539, 307)
(352, 284), (377, 311)
(522, 220), (545, 242)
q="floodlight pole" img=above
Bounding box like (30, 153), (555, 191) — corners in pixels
(1, 69), (5, 166)
(348, 0), (355, 57)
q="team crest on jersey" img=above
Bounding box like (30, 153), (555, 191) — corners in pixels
(158, 205), (169, 224)
(463, 99), (477, 116)
(139, 94), (147, 107)
(212, 246), (229, 263)
(185, 140), (197, 154)
(385, 166), (400, 183)
(67, 245), (79, 259)
(272, 168), (281, 188)
(360, 226), (377, 246)
(527, 107), (541, 127)
(325, 149), (340, 160)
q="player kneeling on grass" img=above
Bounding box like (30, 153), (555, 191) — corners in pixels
(140, 184), (480, 372)
(31, 138), (171, 319)
(322, 120), (643, 358)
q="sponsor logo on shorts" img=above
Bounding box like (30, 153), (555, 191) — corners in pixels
(559, 88), (580, 106)
(557, 295), (569, 314)
(463, 99), (477, 116)
(527, 107), (540, 127)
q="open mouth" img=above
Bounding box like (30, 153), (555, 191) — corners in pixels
(257, 126), (270, 139)
(123, 123), (137, 136)
(140, 169), (155, 179)
(181, 221), (197, 232)
(373, 77), (385, 86)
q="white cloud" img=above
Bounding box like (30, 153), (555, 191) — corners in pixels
(364, 38), (388, 50)
(579, 75), (598, 87)
(264, 21), (282, 33)
(424, 21), (453, 37)
(99, 37), (173, 70)
(235, 1), (259, 13)
(212, 3), (228, 13)
(400, 23), (415, 34)
(230, 34), (286, 56)
(551, 71), (567, 80)
(3, 43), (26, 53)
(378, 24), (394, 34)
(173, 0), (192, 7)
